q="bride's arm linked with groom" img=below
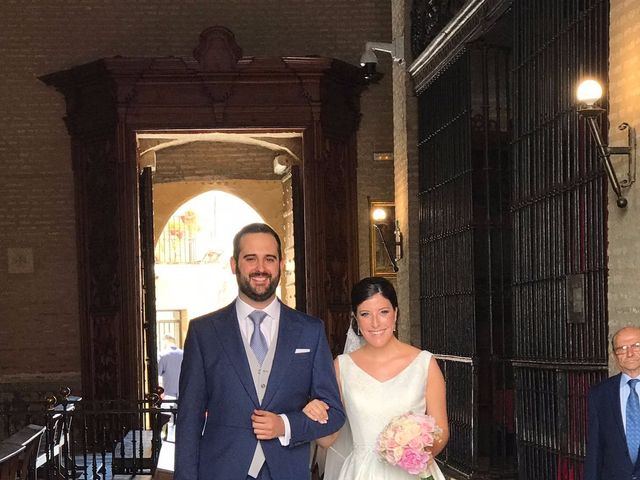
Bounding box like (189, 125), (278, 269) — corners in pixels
(305, 276), (449, 480)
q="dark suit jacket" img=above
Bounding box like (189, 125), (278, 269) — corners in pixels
(175, 301), (345, 480)
(585, 373), (640, 480)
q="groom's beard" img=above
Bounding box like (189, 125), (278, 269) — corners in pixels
(237, 270), (280, 302)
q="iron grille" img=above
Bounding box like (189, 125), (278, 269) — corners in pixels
(418, 42), (514, 477)
(155, 214), (199, 264)
(512, 0), (610, 477)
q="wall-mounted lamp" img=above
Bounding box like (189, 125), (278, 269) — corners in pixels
(576, 79), (637, 208)
(371, 205), (403, 274)
(360, 36), (404, 83)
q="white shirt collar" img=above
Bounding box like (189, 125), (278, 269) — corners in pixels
(235, 296), (281, 343)
(621, 372), (640, 387)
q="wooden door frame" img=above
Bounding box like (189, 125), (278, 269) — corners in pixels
(40, 26), (363, 400)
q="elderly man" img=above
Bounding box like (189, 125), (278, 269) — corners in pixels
(585, 326), (640, 479)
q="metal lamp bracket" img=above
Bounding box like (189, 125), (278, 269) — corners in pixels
(608, 122), (636, 189)
(578, 105), (637, 208)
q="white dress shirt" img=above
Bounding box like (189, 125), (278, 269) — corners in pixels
(620, 372), (640, 431)
(236, 297), (280, 346)
(235, 297), (291, 445)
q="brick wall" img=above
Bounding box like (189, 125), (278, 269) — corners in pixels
(391, 0), (421, 346)
(0, 0), (393, 389)
(607, 0), (640, 372)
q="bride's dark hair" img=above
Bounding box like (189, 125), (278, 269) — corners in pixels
(350, 276), (399, 335)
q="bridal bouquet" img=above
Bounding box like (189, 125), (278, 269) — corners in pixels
(376, 412), (441, 480)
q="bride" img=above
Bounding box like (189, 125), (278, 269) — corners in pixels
(304, 277), (449, 479)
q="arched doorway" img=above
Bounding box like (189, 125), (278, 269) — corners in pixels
(153, 190), (288, 352)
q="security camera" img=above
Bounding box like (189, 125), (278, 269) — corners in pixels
(360, 46), (381, 83)
(360, 46), (379, 66)
(359, 38), (404, 83)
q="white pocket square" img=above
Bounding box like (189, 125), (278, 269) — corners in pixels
(295, 348), (311, 354)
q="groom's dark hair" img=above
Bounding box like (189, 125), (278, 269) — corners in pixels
(232, 222), (282, 262)
(350, 276), (399, 336)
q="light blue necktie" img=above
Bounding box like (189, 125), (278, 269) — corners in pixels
(627, 378), (640, 464)
(249, 310), (268, 365)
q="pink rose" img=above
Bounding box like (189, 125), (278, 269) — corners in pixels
(408, 435), (424, 450)
(397, 448), (429, 475)
(385, 437), (399, 449)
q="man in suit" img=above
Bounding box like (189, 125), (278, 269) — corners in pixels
(175, 223), (345, 480)
(585, 325), (640, 479)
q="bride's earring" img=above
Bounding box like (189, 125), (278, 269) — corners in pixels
(393, 322), (397, 332)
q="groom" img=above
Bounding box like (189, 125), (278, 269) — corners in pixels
(175, 223), (345, 480)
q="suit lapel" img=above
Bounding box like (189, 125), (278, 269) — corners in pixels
(261, 305), (303, 408)
(211, 304), (260, 406)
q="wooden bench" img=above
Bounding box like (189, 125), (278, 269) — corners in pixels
(0, 442), (25, 480)
(3, 424), (45, 480)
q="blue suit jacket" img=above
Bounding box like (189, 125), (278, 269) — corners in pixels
(175, 301), (345, 480)
(585, 373), (640, 479)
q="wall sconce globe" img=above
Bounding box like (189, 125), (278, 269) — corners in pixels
(372, 208), (387, 222)
(576, 79), (603, 106)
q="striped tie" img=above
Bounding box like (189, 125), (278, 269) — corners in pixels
(248, 310), (268, 365)
(627, 378), (640, 464)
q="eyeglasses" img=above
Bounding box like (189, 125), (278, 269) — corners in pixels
(613, 342), (640, 356)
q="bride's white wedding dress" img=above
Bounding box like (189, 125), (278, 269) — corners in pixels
(327, 350), (445, 480)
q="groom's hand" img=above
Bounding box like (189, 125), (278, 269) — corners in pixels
(252, 409), (285, 440)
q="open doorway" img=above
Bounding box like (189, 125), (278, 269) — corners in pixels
(153, 190), (283, 350)
(155, 190), (265, 343)
(138, 130), (301, 391)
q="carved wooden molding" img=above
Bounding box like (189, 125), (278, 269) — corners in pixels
(193, 26), (243, 72)
(39, 27), (364, 400)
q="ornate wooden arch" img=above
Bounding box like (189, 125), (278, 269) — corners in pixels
(40, 27), (364, 400)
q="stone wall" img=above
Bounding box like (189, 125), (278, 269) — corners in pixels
(607, 0), (640, 372)
(391, 0), (421, 346)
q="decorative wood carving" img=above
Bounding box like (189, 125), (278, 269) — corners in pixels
(193, 26), (243, 72)
(83, 139), (119, 311)
(321, 139), (357, 356)
(91, 313), (120, 399)
(40, 27), (365, 400)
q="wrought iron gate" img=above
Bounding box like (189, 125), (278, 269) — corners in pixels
(416, 1), (610, 478)
(511, 0), (609, 478)
(418, 43), (514, 477)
